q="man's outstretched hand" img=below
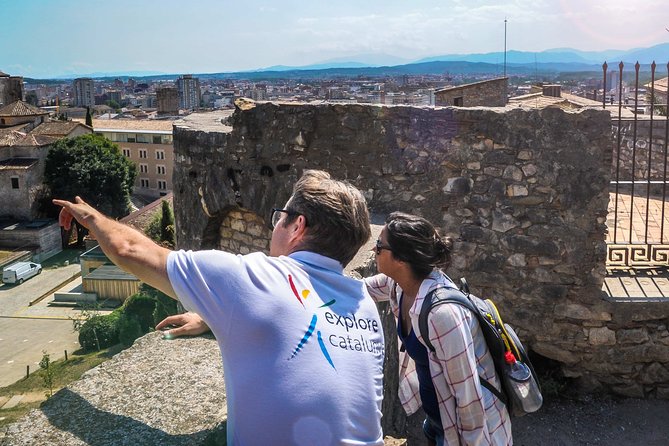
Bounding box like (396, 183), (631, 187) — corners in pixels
(156, 312), (211, 338)
(53, 196), (99, 231)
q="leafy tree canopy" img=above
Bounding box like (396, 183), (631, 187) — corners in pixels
(146, 200), (176, 248)
(44, 133), (137, 219)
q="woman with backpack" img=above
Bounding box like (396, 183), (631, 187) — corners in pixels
(365, 212), (512, 446)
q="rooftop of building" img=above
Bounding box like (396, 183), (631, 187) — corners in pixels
(30, 120), (91, 137)
(88, 118), (174, 133)
(120, 193), (173, 232)
(0, 157), (38, 170)
(15, 133), (60, 147)
(0, 100), (49, 118)
(0, 126), (28, 147)
(435, 77), (508, 94)
(646, 76), (668, 94)
(509, 91), (603, 109)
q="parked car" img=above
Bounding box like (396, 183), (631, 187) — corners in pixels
(2, 261), (42, 285)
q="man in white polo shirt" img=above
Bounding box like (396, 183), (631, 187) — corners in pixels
(54, 170), (385, 446)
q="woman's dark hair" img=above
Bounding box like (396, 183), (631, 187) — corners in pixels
(385, 212), (453, 279)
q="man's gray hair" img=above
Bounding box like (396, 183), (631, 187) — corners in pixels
(285, 170), (371, 266)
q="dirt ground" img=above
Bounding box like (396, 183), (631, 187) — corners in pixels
(512, 394), (669, 446)
(383, 393), (669, 446)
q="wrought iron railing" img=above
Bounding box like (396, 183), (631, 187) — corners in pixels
(606, 61), (669, 267)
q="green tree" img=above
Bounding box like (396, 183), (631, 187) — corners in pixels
(106, 99), (121, 111)
(25, 91), (39, 106)
(146, 201), (176, 248)
(85, 106), (93, 126)
(39, 351), (55, 398)
(44, 134), (136, 244)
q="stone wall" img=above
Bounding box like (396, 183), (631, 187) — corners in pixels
(613, 118), (668, 184)
(434, 78), (507, 107)
(171, 101), (669, 401)
(0, 75), (23, 106)
(218, 208), (271, 254)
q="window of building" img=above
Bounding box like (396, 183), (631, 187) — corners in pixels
(126, 134), (136, 143)
(139, 149), (148, 159)
(137, 134), (151, 144)
(453, 97), (464, 106)
(140, 178), (150, 188)
(140, 163), (148, 173)
(122, 148), (131, 157)
(156, 150), (165, 160)
(156, 165), (166, 175)
(153, 135), (162, 144)
(10, 177), (19, 189)
(157, 180), (167, 190)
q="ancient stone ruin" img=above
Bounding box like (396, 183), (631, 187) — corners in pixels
(4, 100), (669, 445)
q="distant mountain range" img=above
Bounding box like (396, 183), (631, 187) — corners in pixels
(49, 70), (167, 80)
(413, 43), (669, 65)
(30, 43), (669, 81)
(253, 43), (668, 73)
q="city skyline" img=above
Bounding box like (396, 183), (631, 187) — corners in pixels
(1, 0), (668, 79)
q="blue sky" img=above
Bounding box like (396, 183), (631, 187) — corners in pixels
(1, 0), (667, 78)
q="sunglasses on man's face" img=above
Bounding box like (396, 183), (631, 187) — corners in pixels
(375, 239), (392, 255)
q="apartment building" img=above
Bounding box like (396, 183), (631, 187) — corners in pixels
(90, 119), (174, 199)
(176, 74), (201, 110)
(73, 78), (95, 108)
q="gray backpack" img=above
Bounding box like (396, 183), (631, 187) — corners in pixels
(418, 278), (543, 417)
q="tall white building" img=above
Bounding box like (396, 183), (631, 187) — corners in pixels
(176, 74), (201, 110)
(73, 78), (95, 108)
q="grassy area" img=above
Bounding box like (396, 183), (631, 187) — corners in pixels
(0, 344), (123, 429)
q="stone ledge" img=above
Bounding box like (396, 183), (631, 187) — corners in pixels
(1, 332), (227, 446)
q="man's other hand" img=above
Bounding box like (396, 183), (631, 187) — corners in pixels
(156, 312), (211, 338)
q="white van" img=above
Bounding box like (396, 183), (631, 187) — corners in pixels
(2, 261), (42, 285)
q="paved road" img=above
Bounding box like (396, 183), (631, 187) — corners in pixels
(0, 264), (86, 388)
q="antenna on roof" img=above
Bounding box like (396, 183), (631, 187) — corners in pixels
(504, 18), (507, 78)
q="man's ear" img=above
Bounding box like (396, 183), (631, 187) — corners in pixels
(288, 214), (308, 244)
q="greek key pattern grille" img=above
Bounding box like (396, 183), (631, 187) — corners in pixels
(607, 244), (669, 267)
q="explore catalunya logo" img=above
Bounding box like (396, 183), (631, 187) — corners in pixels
(286, 274), (384, 370)
(286, 274), (337, 369)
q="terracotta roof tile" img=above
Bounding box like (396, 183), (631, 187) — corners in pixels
(120, 193), (173, 232)
(15, 133), (59, 147)
(0, 128), (27, 147)
(646, 77), (668, 94)
(89, 118), (174, 132)
(30, 121), (90, 137)
(0, 100), (48, 117)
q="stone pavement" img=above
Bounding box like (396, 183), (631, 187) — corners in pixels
(604, 191), (669, 300)
(0, 264), (111, 388)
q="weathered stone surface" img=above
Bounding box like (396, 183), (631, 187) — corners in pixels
(532, 342), (579, 365)
(491, 211), (519, 233)
(2, 333), (227, 446)
(555, 303), (593, 320)
(163, 104), (669, 405)
(641, 363), (669, 384)
(618, 328), (650, 345)
(589, 327), (616, 345)
(503, 235), (559, 257)
(611, 384), (645, 398)
(442, 177), (471, 195)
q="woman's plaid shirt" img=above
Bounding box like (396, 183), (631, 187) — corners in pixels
(365, 271), (512, 445)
